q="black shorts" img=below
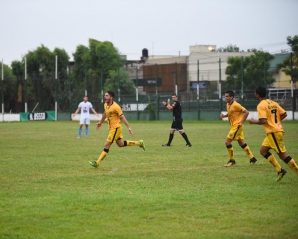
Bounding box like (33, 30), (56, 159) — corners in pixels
(171, 118), (183, 131)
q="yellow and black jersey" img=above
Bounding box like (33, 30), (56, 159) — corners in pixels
(104, 101), (123, 129)
(257, 99), (286, 134)
(226, 101), (246, 126)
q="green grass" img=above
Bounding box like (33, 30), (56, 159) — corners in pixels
(0, 120), (298, 239)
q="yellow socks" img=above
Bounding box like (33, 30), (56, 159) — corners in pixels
(227, 144), (234, 160)
(96, 148), (109, 165)
(284, 157), (298, 174)
(266, 153), (282, 172)
(241, 144), (254, 159)
(125, 140), (141, 146)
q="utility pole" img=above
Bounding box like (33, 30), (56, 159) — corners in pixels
(290, 52), (294, 120)
(197, 60), (200, 120)
(219, 58), (222, 111)
(136, 66), (139, 120)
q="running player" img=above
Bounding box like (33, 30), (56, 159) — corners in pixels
(249, 86), (298, 181)
(220, 90), (257, 167)
(89, 91), (145, 168)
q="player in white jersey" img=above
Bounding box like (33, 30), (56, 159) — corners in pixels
(72, 96), (99, 138)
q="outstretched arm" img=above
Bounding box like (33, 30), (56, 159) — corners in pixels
(220, 113), (228, 119)
(72, 108), (80, 118)
(91, 108), (100, 118)
(120, 114), (134, 136)
(96, 112), (106, 130)
(280, 112), (287, 121)
(239, 109), (249, 126)
(249, 118), (267, 125)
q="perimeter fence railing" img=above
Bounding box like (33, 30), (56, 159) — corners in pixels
(1, 73), (297, 121)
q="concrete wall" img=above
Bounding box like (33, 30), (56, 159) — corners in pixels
(1, 111), (298, 122)
(0, 113), (103, 122)
(71, 114), (103, 121)
(0, 114), (20, 122)
(146, 56), (188, 65)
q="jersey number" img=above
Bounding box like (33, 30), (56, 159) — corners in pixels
(271, 109), (277, 123)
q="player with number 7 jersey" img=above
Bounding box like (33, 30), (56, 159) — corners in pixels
(257, 99), (286, 134)
(249, 86), (298, 182)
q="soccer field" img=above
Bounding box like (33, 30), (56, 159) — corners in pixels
(0, 120), (298, 239)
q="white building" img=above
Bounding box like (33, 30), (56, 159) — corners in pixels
(144, 45), (253, 92)
(187, 45), (252, 82)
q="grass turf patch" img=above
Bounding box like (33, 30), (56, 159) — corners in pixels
(0, 120), (297, 239)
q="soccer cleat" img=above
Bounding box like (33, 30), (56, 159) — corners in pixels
(276, 168), (287, 182)
(162, 144), (170, 147)
(250, 157), (257, 165)
(139, 140), (146, 151)
(77, 136), (81, 139)
(224, 160), (236, 167)
(186, 143), (192, 147)
(89, 161), (99, 168)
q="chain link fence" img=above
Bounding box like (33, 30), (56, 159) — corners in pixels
(1, 67), (297, 120)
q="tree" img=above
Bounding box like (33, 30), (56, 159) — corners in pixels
(11, 61), (24, 112)
(278, 35), (298, 83)
(72, 39), (132, 103)
(23, 45), (70, 111)
(218, 44), (241, 52)
(104, 68), (135, 95)
(225, 50), (275, 91)
(72, 44), (90, 90)
(0, 64), (16, 112)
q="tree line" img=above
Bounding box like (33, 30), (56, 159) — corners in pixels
(0, 35), (297, 113)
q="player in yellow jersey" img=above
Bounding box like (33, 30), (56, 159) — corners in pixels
(220, 90), (257, 167)
(249, 86), (298, 181)
(89, 91), (145, 168)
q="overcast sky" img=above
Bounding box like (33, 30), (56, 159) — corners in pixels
(1, 0), (297, 66)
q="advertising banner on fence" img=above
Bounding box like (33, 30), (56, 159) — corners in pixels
(20, 111), (55, 122)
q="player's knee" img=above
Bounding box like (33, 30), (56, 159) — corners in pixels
(104, 142), (112, 148)
(116, 139), (124, 147)
(261, 149), (269, 157)
(225, 140), (231, 146)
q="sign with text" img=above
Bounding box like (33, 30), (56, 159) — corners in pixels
(28, 112), (48, 121)
(190, 81), (210, 89)
(20, 111), (55, 121)
(133, 78), (162, 86)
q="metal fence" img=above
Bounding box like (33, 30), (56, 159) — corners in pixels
(1, 70), (297, 121)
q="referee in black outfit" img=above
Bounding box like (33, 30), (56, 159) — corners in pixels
(162, 93), (192, 147)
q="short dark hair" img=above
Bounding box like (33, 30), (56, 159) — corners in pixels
(225, 90), (234, 97)
(172, 93), (177, 97)
(255, 86), (267, 98)
(106, 91), (115, 98)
